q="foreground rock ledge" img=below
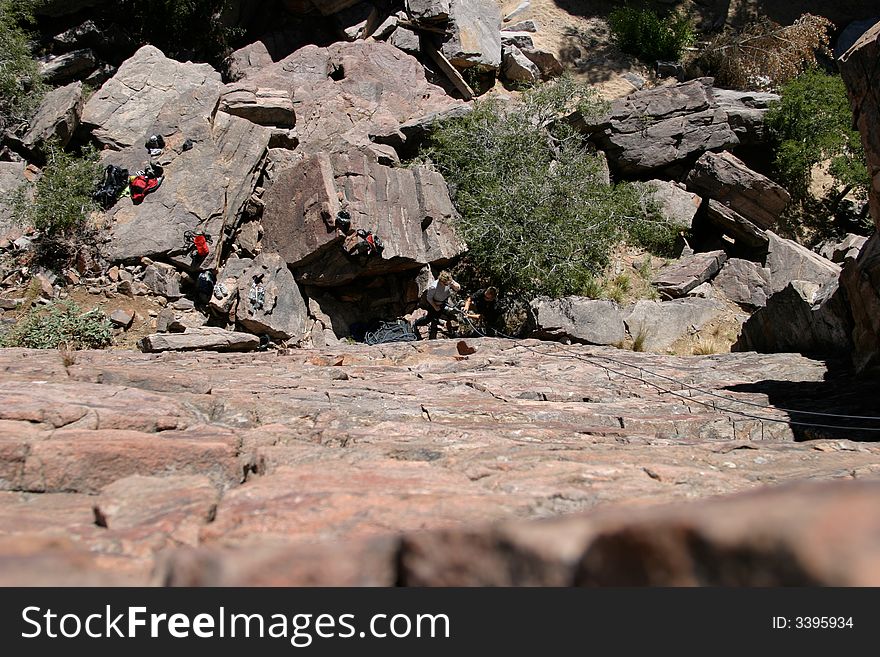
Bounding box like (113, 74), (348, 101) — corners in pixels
(0, 342), (877, 585)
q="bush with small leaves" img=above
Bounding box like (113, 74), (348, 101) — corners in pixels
(1, 301), (113, 350)
(419, 76), (679, 298)
(608, 6), (695, 63)
(11, 141), (103, 238)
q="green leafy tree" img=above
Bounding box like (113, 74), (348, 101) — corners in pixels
(11, 140), (103, 237)
(608, 6), (695, 63)
(0, 0), (46, 132)
(419, 77), (678, 298)
(766, 69), (869, 204)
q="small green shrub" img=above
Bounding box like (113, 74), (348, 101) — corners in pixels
(608, 6), (695, 63)
(2, 301), (113, 350)
(419, 76), (678, 299)
(11, 141), (103, 237)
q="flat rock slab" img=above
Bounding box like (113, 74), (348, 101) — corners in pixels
(530, 297), (626, 345)
(624, 298), (726, 352)
(140, 327), (262, 352)
(0, 344), (878, 584)
(653, 250), (727, 298)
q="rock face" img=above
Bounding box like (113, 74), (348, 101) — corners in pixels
(235, 253), (309, 341)
(529, 298), (626, 345)
(713, 89), (779, 145)
(1, 344), (879, 585)
(624, 298), (725, 352)
(241, 41), (461, 153)
(685, 151), (790, 230)
(579, 79), (741, 176)
(713, 258), (772, 308)
(839, 21), (880, 371)
(735, 281), (853, 355)
(652, 251), (727, 299)
(19, 82), (83, 153)
(261, 150), (464, 286)
(82, 46), (271, 267)
(440, 0), (503, 70)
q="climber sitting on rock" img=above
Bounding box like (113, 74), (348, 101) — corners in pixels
(413, 270), (461, 340)
(462, 286), (499, 336)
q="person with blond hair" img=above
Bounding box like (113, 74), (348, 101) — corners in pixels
(413, 270), (461, 339)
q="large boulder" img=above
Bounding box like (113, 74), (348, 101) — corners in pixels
(501, 46), (540, 84)
(82, 46), (271, 268)
(18, 82), (83, 153)
(635, 180), (702, 232)
(529, 298), (626, 345)
(624, 298), (726, 352)
(577, 78), (740, 176)
(685, 151), (790, 230)
(241, 41), (461, 153)
(712, 258), (772, 308)
(407, 0), (450, 22)
(39, 49), (96, 84)
(734, 281), (852, 356)
(652, 251), (727, 299)
(440, 0), (503, 70)
(261, 150), (465, 286)
(765, 232), (841, 296)
(713, 89), (779, 145)
(235, 253), (309, 341)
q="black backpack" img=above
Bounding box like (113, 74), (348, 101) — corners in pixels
(93, 164), (130, 209)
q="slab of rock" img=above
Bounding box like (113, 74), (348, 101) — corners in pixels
(704, 199), (769, 249)
(406, 0), (450, 22)
(236, 221), (262, 258)
(440, 0), (503, 70)
(685, 151), (790, 230)
(227, 41), (275, 82)
(109, 309), (134, 329)
(530, 297), (626, 345)
(819, 233), (868, 263)
(39, 49), (96, 83)
(388, 25), (421, 54)
(520, 48), (563, 79)
(652, 251), (727, 299)
(765, 232), (841, 295)
(142, 263), (182, 299)
(140, 327), (262, 352)
(18, 82), (83, 153)
(625, 298), (726, 352)
(636, 180), (701, 232)
(501, 45), (540, 84)
(245, 41), (461, 154)
(734, 281), (853, 355)
(713, 88), (779, 145)
(94, 474), (219, 537)
(219, 83), (296, 128)
(501, 31), (534, 50)
(261, 150), (464, 286)
(235, 253), (309, 341)
(84, 47), (271, 268)
(712, 258), (772, 308)
(578, 78), (739, 176)
(504, 20), (539, 32)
